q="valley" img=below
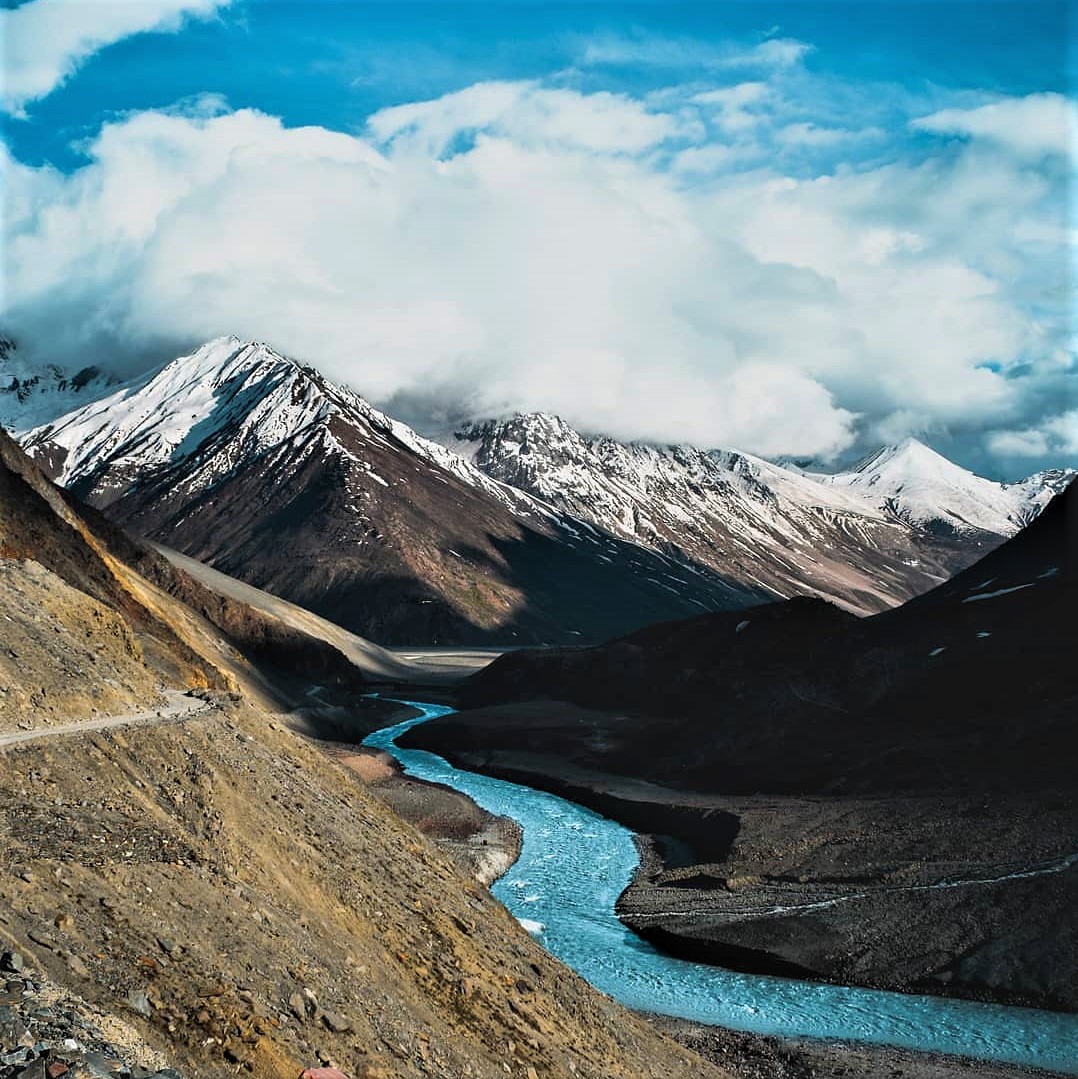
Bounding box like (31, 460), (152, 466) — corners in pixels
(1, 341), (1074, 1079)
(4, 4), (1073, 1075)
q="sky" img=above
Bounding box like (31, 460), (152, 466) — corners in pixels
(0, 0), (1074, 478)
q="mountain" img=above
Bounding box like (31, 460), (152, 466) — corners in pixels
(453, 414), (1067, 614)
(408, 482), (1076, 1009)
(13, 338), (1069, 636)
(18, 338), (759, 645)
(823, 436), (1071, 536)
(0, 336), (113, 433)
(454, 479), (1075, 792)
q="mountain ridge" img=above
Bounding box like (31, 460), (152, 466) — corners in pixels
(451, 410), (1068, 613)
(10, 337), (1072, 634)
(18, 338), (761, 644)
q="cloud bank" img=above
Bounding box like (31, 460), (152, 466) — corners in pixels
(0, 0), (231, 116)
(1, 65), (1073, 468)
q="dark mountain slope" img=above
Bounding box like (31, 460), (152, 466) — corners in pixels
(449, 481), (1075, 795)
(406, 485), (1077, 1010)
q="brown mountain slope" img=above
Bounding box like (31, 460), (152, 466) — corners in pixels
(1, 394), (732, 1078)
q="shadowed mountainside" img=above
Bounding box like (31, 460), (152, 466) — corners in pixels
(451, 481), (1075, 795)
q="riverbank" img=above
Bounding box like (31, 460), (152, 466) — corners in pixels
(400, 699), (1078, 1014)
(377, 698), (1078, 1074)
(317, 708), (1070, 1079)
(325, 740), (522, 886)
(655, 1017), (1070, 1079)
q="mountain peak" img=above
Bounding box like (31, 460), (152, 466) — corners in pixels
(826, 436), (1051, 536)
(854, 436), (958, 475)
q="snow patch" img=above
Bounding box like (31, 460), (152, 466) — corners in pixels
(962, 583), (1036, 603)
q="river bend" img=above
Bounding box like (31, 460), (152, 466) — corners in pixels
(363, 699), (1078, 1074)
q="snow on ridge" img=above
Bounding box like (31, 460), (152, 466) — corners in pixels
(821, 436), (1059, 538)
(16, 338), (604, 545)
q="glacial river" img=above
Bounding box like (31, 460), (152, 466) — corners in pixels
(363, 699), (1078, 1074)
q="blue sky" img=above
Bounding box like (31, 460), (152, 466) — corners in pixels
(4, 1), (1070, 170)
(1, 0), (1074, 476)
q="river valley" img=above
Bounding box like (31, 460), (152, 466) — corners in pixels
(364, 698), (1078, 1075)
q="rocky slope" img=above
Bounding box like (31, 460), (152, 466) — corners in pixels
(18, 338), (759, 645)
(455, 415), (1070, 615)
(406, 483), (1078, 1009)
(0, 426), (411, 720)
(0, 417), (732, 1078)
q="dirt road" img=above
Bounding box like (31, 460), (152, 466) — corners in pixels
(0, 690), (214, 747)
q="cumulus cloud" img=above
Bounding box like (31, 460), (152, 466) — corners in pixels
(1, 78), (1072, 466)
(0, 0), (232, 116)
(912, 92), (1076, 158)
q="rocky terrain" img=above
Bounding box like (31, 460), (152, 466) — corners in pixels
(406, 483), (1078, 1011)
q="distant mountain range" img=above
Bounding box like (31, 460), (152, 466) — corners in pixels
(4, 336), (1072, 643)
(456, 414), (1070, 614)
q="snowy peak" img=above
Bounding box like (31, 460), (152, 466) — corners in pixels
(21, 337), (331, 500)
(19, 341), (580, 529)
(825, 437), (1071, 537)
(848, 437), (956, 476)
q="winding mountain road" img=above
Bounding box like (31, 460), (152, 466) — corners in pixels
(0, 691), (215, 748)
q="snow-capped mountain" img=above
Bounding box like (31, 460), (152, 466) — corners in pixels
(12, 337), (1071, 635)
(0, 336), (114, 433)
(823, 438), (1072, 537)
(452, 414), (1070, 613)
(18, 338), (760, 644)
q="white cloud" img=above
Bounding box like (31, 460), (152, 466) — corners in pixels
(1, 78), (1072, 464)
(912, 93), (1077, 158)
(988, 411), (1078, 458)
(986, 428), (1049, 457)
(0, 0), (231, 116)
(736, 38), (814, 69)
(368, 81), (680, 156)
(692, 82), (772, 134)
